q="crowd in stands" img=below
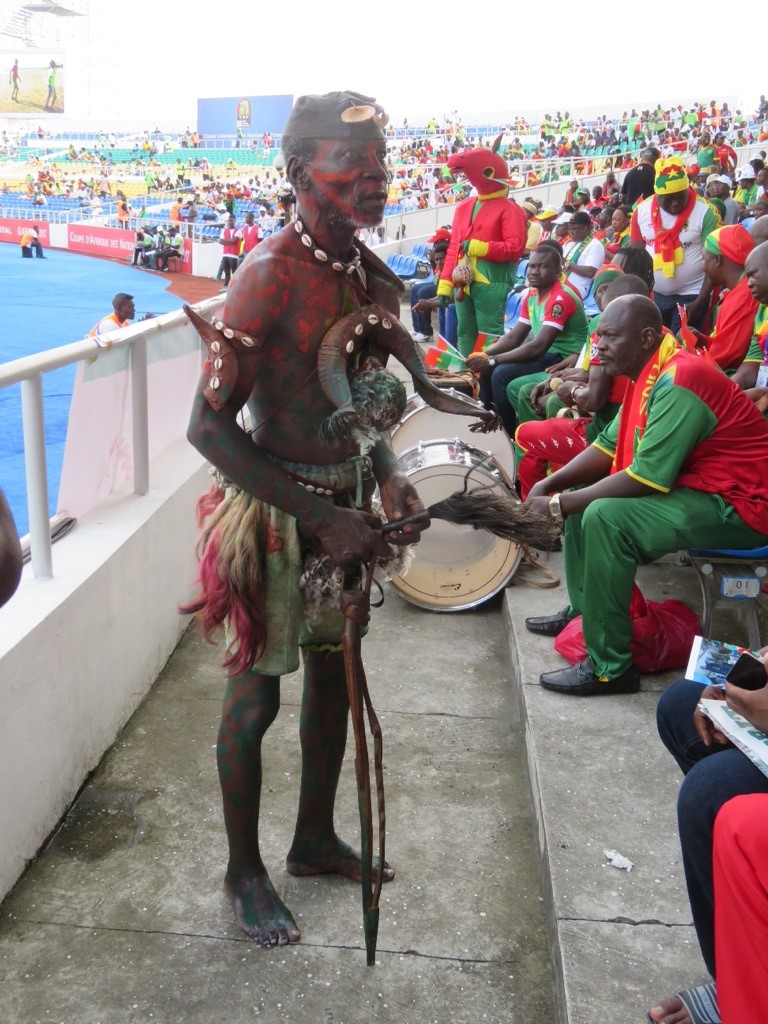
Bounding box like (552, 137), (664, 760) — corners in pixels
(406, 126), (768, 1021)
(4, 95), (768, 222)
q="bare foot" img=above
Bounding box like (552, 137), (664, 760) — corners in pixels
(286, 835), (394, 883)
(224, 867), (301, 947)
(647, 996), (693, 1024)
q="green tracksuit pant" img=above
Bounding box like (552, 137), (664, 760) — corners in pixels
(564, 489), (768, 679)
(454, 259), (516, 358)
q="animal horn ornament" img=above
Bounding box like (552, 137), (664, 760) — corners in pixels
(317, 303), (500, 442)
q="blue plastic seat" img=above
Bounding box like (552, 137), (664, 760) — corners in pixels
(688, 545), (768, 649)
(401, 255), (419, 277)
(578, 275), (601, 318)
(504, 290), (523, 331)
(690, 545), (768, 560)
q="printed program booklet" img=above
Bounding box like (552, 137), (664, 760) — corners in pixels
(685, 635), (758, 687)
(698, 699), (768, 779)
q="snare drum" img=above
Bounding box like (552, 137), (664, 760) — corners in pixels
(391, 390), (516, 487)
(389, 439), (522, 611)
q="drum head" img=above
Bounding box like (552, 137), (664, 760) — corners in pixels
(390, 440), (522, 611)
(391, 391), (516, 487)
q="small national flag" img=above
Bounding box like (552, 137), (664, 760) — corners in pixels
(424, 335), (465, 370)
(677, 305), (698, 353)
(677, 307), (716, 364)
(472, 332), (499, 354)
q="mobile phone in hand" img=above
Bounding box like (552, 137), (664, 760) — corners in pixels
(726, 652), (767, 691)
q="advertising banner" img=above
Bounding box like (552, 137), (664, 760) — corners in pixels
(67, 224), (191, 274)
(0, 218), (51, 244)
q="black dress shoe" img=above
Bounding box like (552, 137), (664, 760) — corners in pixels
(539, 658), (640, 696)
(525, 607), (572, 637)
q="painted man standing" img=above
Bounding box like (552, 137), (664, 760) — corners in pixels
(185, 92), (426, 947)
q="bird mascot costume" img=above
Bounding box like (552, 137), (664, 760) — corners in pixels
(436, 135), (527, 357)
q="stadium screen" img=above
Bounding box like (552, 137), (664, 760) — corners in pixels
(197, 95), (293, 141)
(1, 50), (65, 115)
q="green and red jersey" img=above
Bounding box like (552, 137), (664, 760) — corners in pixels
(742, 304), (768, 364)
(592, 348), (768, 534)
(519, 280), (588, 357)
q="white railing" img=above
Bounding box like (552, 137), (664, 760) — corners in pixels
(0, 297), (223, 580)
(0, 204), (99, 224)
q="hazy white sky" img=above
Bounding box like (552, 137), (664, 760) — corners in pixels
(8, 1), (768, 129)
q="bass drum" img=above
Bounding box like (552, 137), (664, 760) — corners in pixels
(390, 440), (523, 611)
(390, 390), (516, 488)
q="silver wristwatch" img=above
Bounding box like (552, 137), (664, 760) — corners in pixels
(488, 356), (497, 367)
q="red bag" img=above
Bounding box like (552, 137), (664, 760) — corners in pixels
(553, 585), (700, 674)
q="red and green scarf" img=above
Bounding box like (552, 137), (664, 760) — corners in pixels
(611, 333), (679, 473)
(649, 188), (697, 278)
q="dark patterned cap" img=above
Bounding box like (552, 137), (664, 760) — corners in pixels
(283, 91), (389, 141)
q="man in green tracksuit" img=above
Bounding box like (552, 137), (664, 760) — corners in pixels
(523, 294), (768, 696)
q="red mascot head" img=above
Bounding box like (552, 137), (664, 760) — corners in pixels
(447, 134), (512, 193)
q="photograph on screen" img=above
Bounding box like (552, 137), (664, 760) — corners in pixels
(1, 50), (65, 115)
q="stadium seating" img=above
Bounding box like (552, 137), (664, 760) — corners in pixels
(504, 290), (523, 331)
(386, 253), (421, 279)
(581, 277), (600, 318)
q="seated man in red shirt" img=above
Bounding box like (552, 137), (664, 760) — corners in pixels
(732, 240), (768, 405)
(682, 224), (758, 372)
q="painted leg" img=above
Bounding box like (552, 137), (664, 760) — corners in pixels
(218, 669), (301, 946)
(286, 648), (394, 883)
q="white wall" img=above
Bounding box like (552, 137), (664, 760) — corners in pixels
(191, 239), (224, 278)
(0, 440), (209, 902)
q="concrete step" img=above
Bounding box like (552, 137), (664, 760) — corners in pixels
(504, 552), (710, 1024)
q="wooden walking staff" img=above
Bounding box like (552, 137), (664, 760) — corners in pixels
(341, 557), (386, 965)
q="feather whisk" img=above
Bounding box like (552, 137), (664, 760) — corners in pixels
(380, 471), (560, 552)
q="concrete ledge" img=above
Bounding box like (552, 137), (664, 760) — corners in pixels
(504, 555), (710, 1024)
(0, 439), (208, 901)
